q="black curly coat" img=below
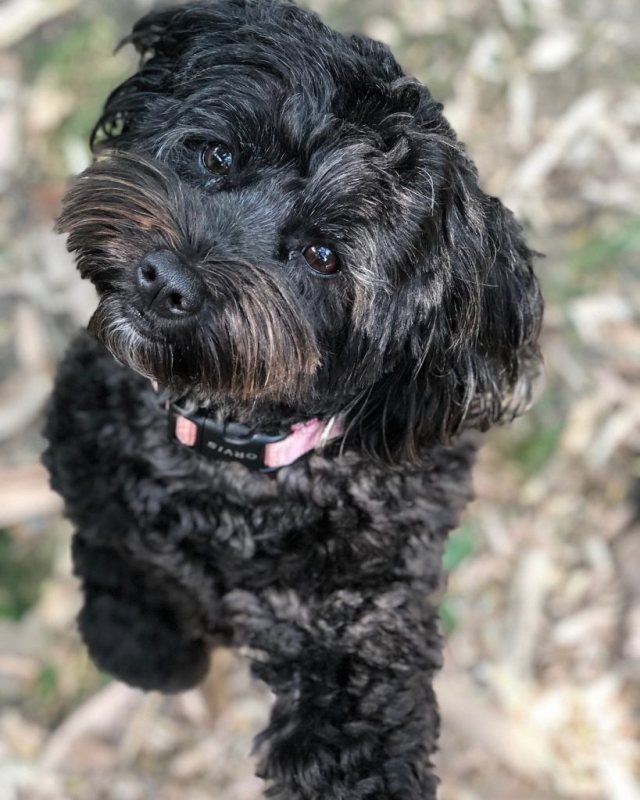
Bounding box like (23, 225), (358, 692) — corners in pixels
(43, 1), (543, 798)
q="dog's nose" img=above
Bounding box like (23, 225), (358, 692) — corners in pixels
(136, 250), (204, 319)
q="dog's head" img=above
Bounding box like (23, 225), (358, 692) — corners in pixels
(57, 0), (542, 462)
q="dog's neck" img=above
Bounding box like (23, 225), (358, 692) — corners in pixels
(152, 384), (345, 472)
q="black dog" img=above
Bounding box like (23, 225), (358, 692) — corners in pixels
(43, 1), (543, 797)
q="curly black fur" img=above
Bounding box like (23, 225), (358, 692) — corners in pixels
(43, 2), (543, 798)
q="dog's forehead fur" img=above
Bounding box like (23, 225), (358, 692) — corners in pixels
(125, 0), (403, 100)
(99, 0), (445, 288)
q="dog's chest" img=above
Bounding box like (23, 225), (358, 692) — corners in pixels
(49, 333), (478, 596)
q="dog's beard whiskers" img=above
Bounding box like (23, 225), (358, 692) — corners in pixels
(89, 281), (320, 405)
(90, 305), (150, 379)
(200, 261), (321, 403)
(89, 301), (177, 387)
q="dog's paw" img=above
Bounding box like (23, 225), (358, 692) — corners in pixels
(78, 589), (210, 693)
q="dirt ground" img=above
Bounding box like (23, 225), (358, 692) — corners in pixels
(0, 0), (638, 798)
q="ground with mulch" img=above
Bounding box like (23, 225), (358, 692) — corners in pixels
(0, 1), (638, 798)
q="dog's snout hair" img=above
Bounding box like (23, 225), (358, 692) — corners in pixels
(56, 154), (182, 270)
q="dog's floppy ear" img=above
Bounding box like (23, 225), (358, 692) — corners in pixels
(91, 4), (186, 151)
(354, 147), (544, 464)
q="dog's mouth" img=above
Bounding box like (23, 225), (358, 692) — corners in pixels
(124, 304), (180, 344)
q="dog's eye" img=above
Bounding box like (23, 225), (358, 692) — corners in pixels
(201, 143), (233, 175)
(302, 245), (339, 275)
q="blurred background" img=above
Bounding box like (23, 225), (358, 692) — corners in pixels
(0, 0), (638, 798)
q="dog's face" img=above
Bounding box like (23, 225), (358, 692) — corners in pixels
(57, 0), (542, 461)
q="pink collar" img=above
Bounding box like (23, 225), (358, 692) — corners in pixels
(263, 416), (344, 469)
(170, 406), (344, 471)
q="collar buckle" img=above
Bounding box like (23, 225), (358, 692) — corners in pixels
(168, 405), (287, 472)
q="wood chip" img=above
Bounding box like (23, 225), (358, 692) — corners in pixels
(40, 683), (144, 770)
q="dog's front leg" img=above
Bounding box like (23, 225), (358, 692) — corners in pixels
(72, 537), (213, 692)
(43, 333), (218, 692)
(224, 586), (442, 800)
